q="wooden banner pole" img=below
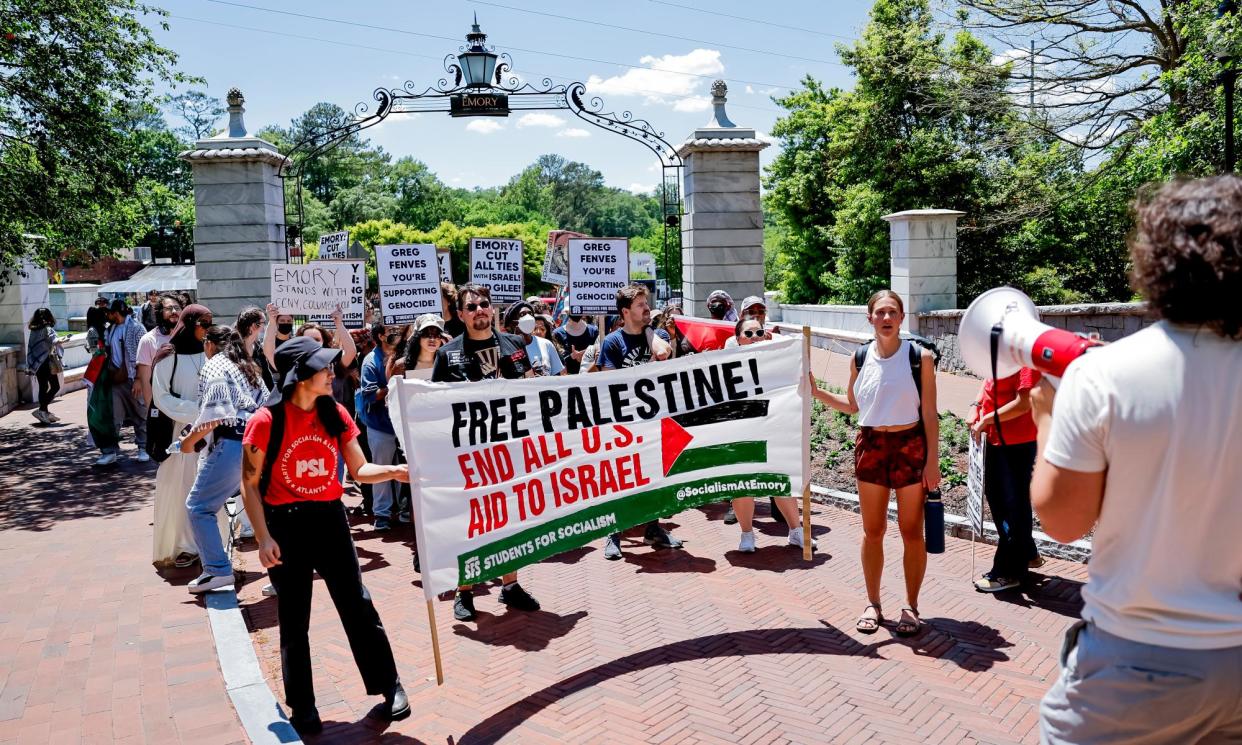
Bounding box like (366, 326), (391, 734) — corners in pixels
(425, 599), (445, 685)
(802, 325), (813, 562)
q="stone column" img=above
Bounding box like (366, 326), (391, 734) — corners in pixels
(882, 209), (963, 333)
(180, 89), (288, 319)
(0, 256), (51, 403)
(677, 81), (769, 318)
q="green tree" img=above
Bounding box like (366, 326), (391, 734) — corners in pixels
(166, 89), (225, 140)
(388, 157), (461, 229)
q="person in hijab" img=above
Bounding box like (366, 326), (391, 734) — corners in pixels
(706, 290), (738, 321)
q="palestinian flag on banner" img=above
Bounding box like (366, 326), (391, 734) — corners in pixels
(661, 399), (770, 477)
(673, 316), (735, 352)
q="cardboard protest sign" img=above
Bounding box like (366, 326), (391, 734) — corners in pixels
(394, 336), (808, 597)
(541, 230), (586, 286)
(469, 238), (523, 303)
(376, 244), (442, 324)
(318, 230), (349, 260)
(567, 238), (629, 314)
(272, 261), (365, 327)
(437, 249), (453, 284)
(967, 436), (986, 536)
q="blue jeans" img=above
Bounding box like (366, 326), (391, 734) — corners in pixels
(367, 427), (397, 519)
(185, 437), (242, 577)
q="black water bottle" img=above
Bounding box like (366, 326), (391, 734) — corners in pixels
(924, 489), (945, 554)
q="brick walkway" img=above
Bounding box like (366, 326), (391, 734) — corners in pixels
(0, 391), (246, 745)
(237, 498), (1086, 743)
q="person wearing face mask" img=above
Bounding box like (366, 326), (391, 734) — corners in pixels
(358, 324), (403, 530)
(551, 312), (598, 374)
(136, 295), (182, 419)
(262, 303), (298, 372)
(504, 302), (565, 377)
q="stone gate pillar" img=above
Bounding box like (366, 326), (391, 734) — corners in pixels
(882, 209), (963, 333)
(677, 81), (769, 317)
(180, 89), (288, 319)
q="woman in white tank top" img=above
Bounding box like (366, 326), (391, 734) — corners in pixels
(810, 290), (940, 637)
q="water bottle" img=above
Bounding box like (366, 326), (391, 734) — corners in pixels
(924, 489), (945, 554)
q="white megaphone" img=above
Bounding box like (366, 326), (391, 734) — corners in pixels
(960, 287), (1102, 381)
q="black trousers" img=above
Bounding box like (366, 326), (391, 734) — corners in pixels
(35, 360), (59, 411)
(265, 499), (398, 711)
(984, 441), (1039, 579)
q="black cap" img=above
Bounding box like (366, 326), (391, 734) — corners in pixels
(266, 336), (341, 406)
(503, 301), (534, 327)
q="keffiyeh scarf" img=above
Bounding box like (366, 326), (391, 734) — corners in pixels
(190, 355), (268, 435)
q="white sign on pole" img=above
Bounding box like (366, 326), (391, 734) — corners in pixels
(567, 238), (629, 314)
(377, 244), (443, 324)
(967, 436), (986, 535)
(542, 233), (568, 286)
(318, 230), (349, 260)
(436, 249), (453, 284)
(271, 261), (366, 327)
(469, 238), (524, 303)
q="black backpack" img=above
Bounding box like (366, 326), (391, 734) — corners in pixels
(852, 333), (940, 402)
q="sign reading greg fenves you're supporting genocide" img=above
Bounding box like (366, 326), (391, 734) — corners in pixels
(568, 238), (629, 314)
(376, 244), (443, 324)
(392, 336), (809, 597)
(469, 238), (524, 303)
(272, 261), (365, 326)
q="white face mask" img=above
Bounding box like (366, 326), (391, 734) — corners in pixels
(565, 318), (586, 334)
(517, 315), (537, 334)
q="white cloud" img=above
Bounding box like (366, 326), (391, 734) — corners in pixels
(465, 119), (504, 134)
(586, 49), (723, 104)
(557, 128), (591, 138)
(673, 96), (711, 113)
(745, 85), (755, 94)
(516, 112), (566, 128)
(628, 183), (655, 194)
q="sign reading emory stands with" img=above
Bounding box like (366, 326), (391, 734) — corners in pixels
(568, 238), (629, 314)
(272, 261), (365, 326)
(377, 244), (442, 324)
(393, 336), (808, 597)
(469, 238), (523, 303)
(318, 230), (349, 260)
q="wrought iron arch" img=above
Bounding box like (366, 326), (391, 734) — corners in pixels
(280, 27), (685, 293)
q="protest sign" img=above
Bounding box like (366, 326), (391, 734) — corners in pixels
(469, 238), (523, 303)
(567, 238), (628, 314)
(394, 336), (809, 597)
(376, 244), (442, 324)
(437, 249), (453, 284)
(318, 230), (349, 260)
(272, 261), (365, 326)
(541, 230), (585, 286)
(967, 436), (986, 536)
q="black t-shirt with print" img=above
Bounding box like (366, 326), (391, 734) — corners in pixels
(431, 331), (531, 382)
(551, 323), (598, 375)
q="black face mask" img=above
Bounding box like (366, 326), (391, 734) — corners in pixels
(277, 323), (294, 336)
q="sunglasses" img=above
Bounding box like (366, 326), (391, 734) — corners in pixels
(464, 300), (492, 312)
(741, 329), (763, 338)
(197, 319), (213, 329)
(420, 330), (443, 339)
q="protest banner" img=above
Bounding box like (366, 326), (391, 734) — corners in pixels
(469, 238), (523, 304)
(567, 238), (628, 315)
(437, 249), (453, 284)
(967, 436), (985, 536)
(541, 230), (586, 286)
(393, 335), (809, 599)
(376, 244), (442, 324)
(272, 261), (365, 326)
(318, 230), (349, 260)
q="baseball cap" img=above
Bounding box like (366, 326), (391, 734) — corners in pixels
(414, 314), (445, 335)
(740, 295), (766, 313)
(267, 336), (342, 405)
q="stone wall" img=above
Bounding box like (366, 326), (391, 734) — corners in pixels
(0, 346), (20, 417)
(919, 302), (1156, 376)
(775, 304), (870, 334)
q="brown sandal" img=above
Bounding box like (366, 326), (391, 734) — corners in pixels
(856, 604), (883, 634)
(895, 607), (922, 637)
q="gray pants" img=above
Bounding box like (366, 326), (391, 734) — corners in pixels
(1041, 621), (1242, 744)
(104, 382), (147, 454)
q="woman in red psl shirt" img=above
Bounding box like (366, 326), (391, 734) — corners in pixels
(239, 336), (409, 736)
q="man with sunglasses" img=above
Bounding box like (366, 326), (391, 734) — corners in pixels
(431, 283), (542, 622)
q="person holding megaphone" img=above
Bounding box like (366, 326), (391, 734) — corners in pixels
(810, 290), (939, 638)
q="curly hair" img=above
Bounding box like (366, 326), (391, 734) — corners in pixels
(1130, 176), (1242, 339)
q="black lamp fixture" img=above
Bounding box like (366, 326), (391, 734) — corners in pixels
(458, 13), (498, 88)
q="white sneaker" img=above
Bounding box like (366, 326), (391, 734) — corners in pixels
(261, 583), (277, 597)
(738, 531), (756, 553)
(44, 411), (60, 423)
(31, 410), (48, 424)
(788, 529), (818, 551)
(238, 526), (255, 540)
(187, 573), (234, 594)
(95, 452), (118, 466)
(135, 450), (151, 463)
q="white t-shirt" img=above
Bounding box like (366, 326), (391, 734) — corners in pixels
(525, 336), (564, 377)
(1044, 321), (1242, 649)
(136, 328), (171, 367)
(852, 340), (920, 428)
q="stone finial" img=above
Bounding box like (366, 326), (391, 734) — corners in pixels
(225, 87), (248, 138)
(706, 79), (737, 129)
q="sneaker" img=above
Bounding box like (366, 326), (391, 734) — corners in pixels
(135, 450), (151, 463)
(374, 517), (392, 531)
(974, 575), (1020, 593)
(787, 528), (818, 551)
(738, 531), (756, 553)
(453, 591), (476, 621)
(1029, 555), (1046, 569)
(44, 411), (60, 423)
(261, 583), (277, 597)
(187, 572), (234, 594)
(397, 511), (412, 524)
(383, 682), (410, 721)
(289, 707), (322, 735)
(603, 533), (623, 560)
(643, 524), (683, 549)
(722, 505), (737, 525)
(31, 410), (49, 424)
(498, 583), (540, 612)
(95, 452), (118, 466)
(769, 496), (786, 525)
(173, 552), (198, 569)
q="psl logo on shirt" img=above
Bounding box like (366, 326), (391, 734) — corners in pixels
(279, 434), (339, 496)
(295, 458), (329, 479)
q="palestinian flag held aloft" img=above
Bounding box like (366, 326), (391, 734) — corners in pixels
(673, 315), (736, 352)
(393, 335), (810, 597)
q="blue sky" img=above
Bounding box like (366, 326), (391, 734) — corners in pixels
(148, 0), (879, 192)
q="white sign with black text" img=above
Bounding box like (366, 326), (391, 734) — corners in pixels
(272, 261), (366, 327)
(437, 249), (452, 284)
(469, 238), (524, 303)
(567, 238), (629, 314)
(377, 244), (443, 324)
(967, 436), (986, 536)
(318, 230), (349, 260)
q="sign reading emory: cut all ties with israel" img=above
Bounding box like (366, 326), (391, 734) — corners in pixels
(469, 238), (523, 304)
(568, 238), (629, 314)
(376, 244), (442, 324)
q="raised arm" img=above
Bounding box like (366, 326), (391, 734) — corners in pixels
(262, 303), (279, 369)
(332, 306), (356, 366)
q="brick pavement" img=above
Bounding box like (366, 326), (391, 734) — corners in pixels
(236, 496), (1087, 743)
(0, 390), (247, 745)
